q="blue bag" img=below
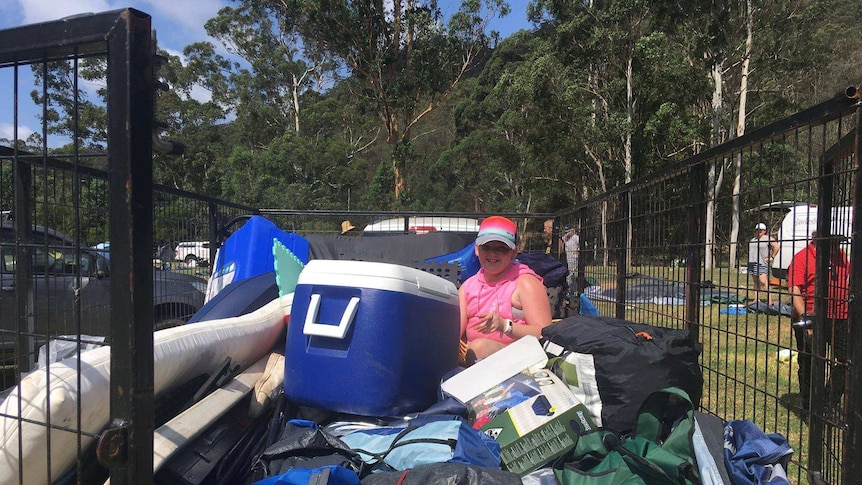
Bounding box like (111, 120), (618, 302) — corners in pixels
(579, 294), (599, 316)
(338, 417), (501, 473)
(724, 420), (793, 485)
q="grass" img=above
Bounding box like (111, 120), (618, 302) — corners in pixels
(581, 265), (835, 484)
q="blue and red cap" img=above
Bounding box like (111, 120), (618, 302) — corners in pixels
(476, 216), (517, 249)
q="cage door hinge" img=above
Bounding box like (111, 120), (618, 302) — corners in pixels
(96, 421), (128, 468)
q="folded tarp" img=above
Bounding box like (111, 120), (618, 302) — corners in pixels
(587, 275), (742, 305)
(305, 232), (475, 266)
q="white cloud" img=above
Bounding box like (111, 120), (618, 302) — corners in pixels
(162, 47), (187, 66)
(140, 0), (225, 40)
(13, 0), (228, 53)
(188, 84), (212, 104)
(0, 123), (34, 141)
(18, 0), (114, 25)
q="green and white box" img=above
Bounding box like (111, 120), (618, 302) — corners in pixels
(441, 336), (595, 476)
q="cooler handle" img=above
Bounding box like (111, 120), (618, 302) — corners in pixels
(415, 277), (456, 299)
(303, 294), (360, 339)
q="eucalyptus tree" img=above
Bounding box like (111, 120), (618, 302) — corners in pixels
(255, 0), (510, 205)
(153, 47), (233, 195)
(445, 28), (589, 214)
(28, 58), (108, 155)
(501, 0), (709, 265)
(203, 3), (335, 137)
(693, 0), (845, 268)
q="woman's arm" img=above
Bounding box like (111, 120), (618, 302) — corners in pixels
(459, 285), (469, 339)
(510, 274), (552, 338)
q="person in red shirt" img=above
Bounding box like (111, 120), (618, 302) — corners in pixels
(786, 234), (850, 416)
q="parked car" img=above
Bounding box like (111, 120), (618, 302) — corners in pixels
(175, 241), (210, 265)
(92, 241), (111, 260)
(0, 221), (206, 353)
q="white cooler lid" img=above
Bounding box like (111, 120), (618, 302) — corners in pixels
(297, 259), (459, 304)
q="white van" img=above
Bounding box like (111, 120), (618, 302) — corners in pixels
(362, 217), (480, 236)
(753, 202), (853, 279)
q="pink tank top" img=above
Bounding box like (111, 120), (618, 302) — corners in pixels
(461, 263), (542, 345)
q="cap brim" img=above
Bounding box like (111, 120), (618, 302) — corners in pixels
(476, 234), (515, 249)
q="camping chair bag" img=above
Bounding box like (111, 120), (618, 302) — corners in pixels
(541, 315), (703, 434)
(553, 387), (701, 485)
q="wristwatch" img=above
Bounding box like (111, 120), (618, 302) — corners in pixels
(504, 319), (514, 336)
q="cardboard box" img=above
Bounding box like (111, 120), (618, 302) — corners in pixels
(441, 336), (595, 476)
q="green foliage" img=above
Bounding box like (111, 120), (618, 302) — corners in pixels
(259, 0), (506, 201)
(14, 0), (858, 218)
(29, 58), (108, 151)
(364, 157), (396, 210)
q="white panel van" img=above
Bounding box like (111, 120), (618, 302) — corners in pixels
(362, 217), (480, 236)
(752, 202), (852, 279)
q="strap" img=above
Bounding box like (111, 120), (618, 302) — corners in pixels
(349, 424), (457, 466)
(396, 470), (410, 485)
(633, 387), (693, 444)
(628, 387), (699, 484)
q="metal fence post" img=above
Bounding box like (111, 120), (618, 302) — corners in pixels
(576, 207), (587, 294)
(12, 150), (34, 373)
(807, 130), (839, 480)
(208, 201), (219, 264)
(845, 100), (862, 483)
(686, 162), (706, 339)
(100, 9), (155, 484)
(616, 191), (630, 320)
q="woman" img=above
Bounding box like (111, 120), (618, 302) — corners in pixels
(460, 216), (552, 364)
(748, 222), (779, 306)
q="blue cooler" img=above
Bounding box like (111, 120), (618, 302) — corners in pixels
(284, 260), (460, 417)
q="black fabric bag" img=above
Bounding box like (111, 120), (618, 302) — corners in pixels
(541, 315), (703, 434)
(516, 252), (568, 288)
(250, 419), (365, 480)
(516, 251), (570, 318)
(359, 462), (522, 485)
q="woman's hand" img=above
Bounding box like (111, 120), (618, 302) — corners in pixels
(477, 313), (505, 335)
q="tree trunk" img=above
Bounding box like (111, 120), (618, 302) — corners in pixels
(292, 73), (301, 133)
(625, 56), (634, 269)
(729, 0), (753, 270)
(705, 57), (724, 269)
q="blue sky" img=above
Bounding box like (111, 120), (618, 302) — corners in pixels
(0, 0), (532, 142)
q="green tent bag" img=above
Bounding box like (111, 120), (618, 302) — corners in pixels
(553, 387), (701, 485)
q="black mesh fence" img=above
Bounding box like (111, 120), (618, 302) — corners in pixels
(556, 88), (861, 484)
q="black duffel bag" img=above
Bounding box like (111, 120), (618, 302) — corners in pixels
(541, 315), (703, 434)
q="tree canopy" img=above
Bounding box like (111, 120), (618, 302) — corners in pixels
(13, 0), (860, 215)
